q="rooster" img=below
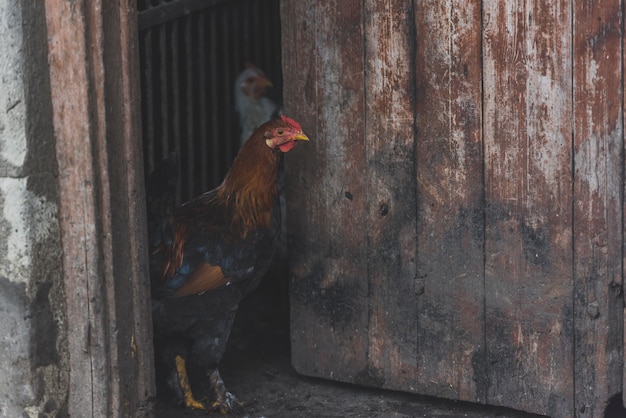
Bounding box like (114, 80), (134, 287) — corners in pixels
(234, 64), (278, 146)
(148, 115), (309, 413)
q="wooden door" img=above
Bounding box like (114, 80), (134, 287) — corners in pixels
(281, 1), (624, 417)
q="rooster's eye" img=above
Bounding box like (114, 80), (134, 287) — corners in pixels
(277, 129), (284, 136)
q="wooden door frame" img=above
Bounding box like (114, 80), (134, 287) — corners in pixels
(44, 0), (154, 415)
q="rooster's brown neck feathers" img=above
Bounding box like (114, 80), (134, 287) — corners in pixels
(216, 129), (281, 230)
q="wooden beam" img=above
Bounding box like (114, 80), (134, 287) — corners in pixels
(44, 0), (154, 415)
(137, 0), (225, 30)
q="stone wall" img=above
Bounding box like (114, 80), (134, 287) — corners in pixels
(0, 0), (68, 416)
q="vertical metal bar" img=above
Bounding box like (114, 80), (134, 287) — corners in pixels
(184, 14), (195, 198)
(223, 5), (234, 166)
(252, 1), (262, 67)
(253, 0), (260, 63)
(273, 0), (283, 88)
(225, 3), (233, 167)
(266, 0), (279, 83)
(241, 0), (250, 63)
(209, 10), (220, 186)
(170, 20), (182, 202)
(197, 11), (209, 191)
(158, 23), (169, 161)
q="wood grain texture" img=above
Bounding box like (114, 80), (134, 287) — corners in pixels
(482, 1), (574, 416)
(283, 0), (370, 383)
(283, 1), (625, 416)
(102, 0), (156, 410)
(363, 0), (418, 391)
(414, 0), (485, 402)
(45, 2), (109, 414)
(573, 1), (623, 416)
(45, 0), (154, 415)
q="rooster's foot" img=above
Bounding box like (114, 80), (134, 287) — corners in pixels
(174, 355), (207, 410)
(209, 368), (244, 414)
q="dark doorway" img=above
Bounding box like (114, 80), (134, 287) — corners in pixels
(138, 0), (283, 202)
(137, 0), (289, 410)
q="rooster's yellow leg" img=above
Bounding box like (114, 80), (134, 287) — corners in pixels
(175, 355), (206, 410)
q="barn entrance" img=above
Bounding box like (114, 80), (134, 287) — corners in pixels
(28, 0), (626, 416)
(137, 1), (626, 418)
(136, 0), (292, 411)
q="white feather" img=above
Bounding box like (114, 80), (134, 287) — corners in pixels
(234, 67), (277, 145)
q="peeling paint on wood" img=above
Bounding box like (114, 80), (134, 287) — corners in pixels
(483, 1), (574, 415)
(364, 0), (418, 393)
(415, 0), (484, 403)
(573, 1), (623, 417)
(45, 1), (105, 414)
(283, 1), (625, 417)
(283, 0), (369, 383)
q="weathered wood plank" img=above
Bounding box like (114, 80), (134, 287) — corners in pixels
(45, 0), (154, 415)
(414, 0), (485, 402)
(284, 2), (626, 416)
(572, 1), (623, 416)
(362, 0), (418, 391)
(102, 0), (156, 411)
(45, 2), (110, 414)
(283, 0), (370, 382)
(482, 2), (574, 416)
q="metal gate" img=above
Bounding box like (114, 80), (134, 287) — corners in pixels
(138, 0), (282, 202)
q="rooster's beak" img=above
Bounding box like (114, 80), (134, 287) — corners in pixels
(257, 76), (273, 88)
(292, 132), (309, 141)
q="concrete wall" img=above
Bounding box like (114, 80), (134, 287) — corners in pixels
(0, 0), (68, 416)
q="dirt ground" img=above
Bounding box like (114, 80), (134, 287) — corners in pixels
(150, 269), (622, 418)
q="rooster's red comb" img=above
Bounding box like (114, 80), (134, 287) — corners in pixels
(280, 115), (302, 130)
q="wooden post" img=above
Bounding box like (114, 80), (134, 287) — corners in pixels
(44, 0), (154, 415)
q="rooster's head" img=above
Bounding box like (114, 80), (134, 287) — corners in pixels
(264, 115), (309, 153)
(236, 64), (273, 100)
